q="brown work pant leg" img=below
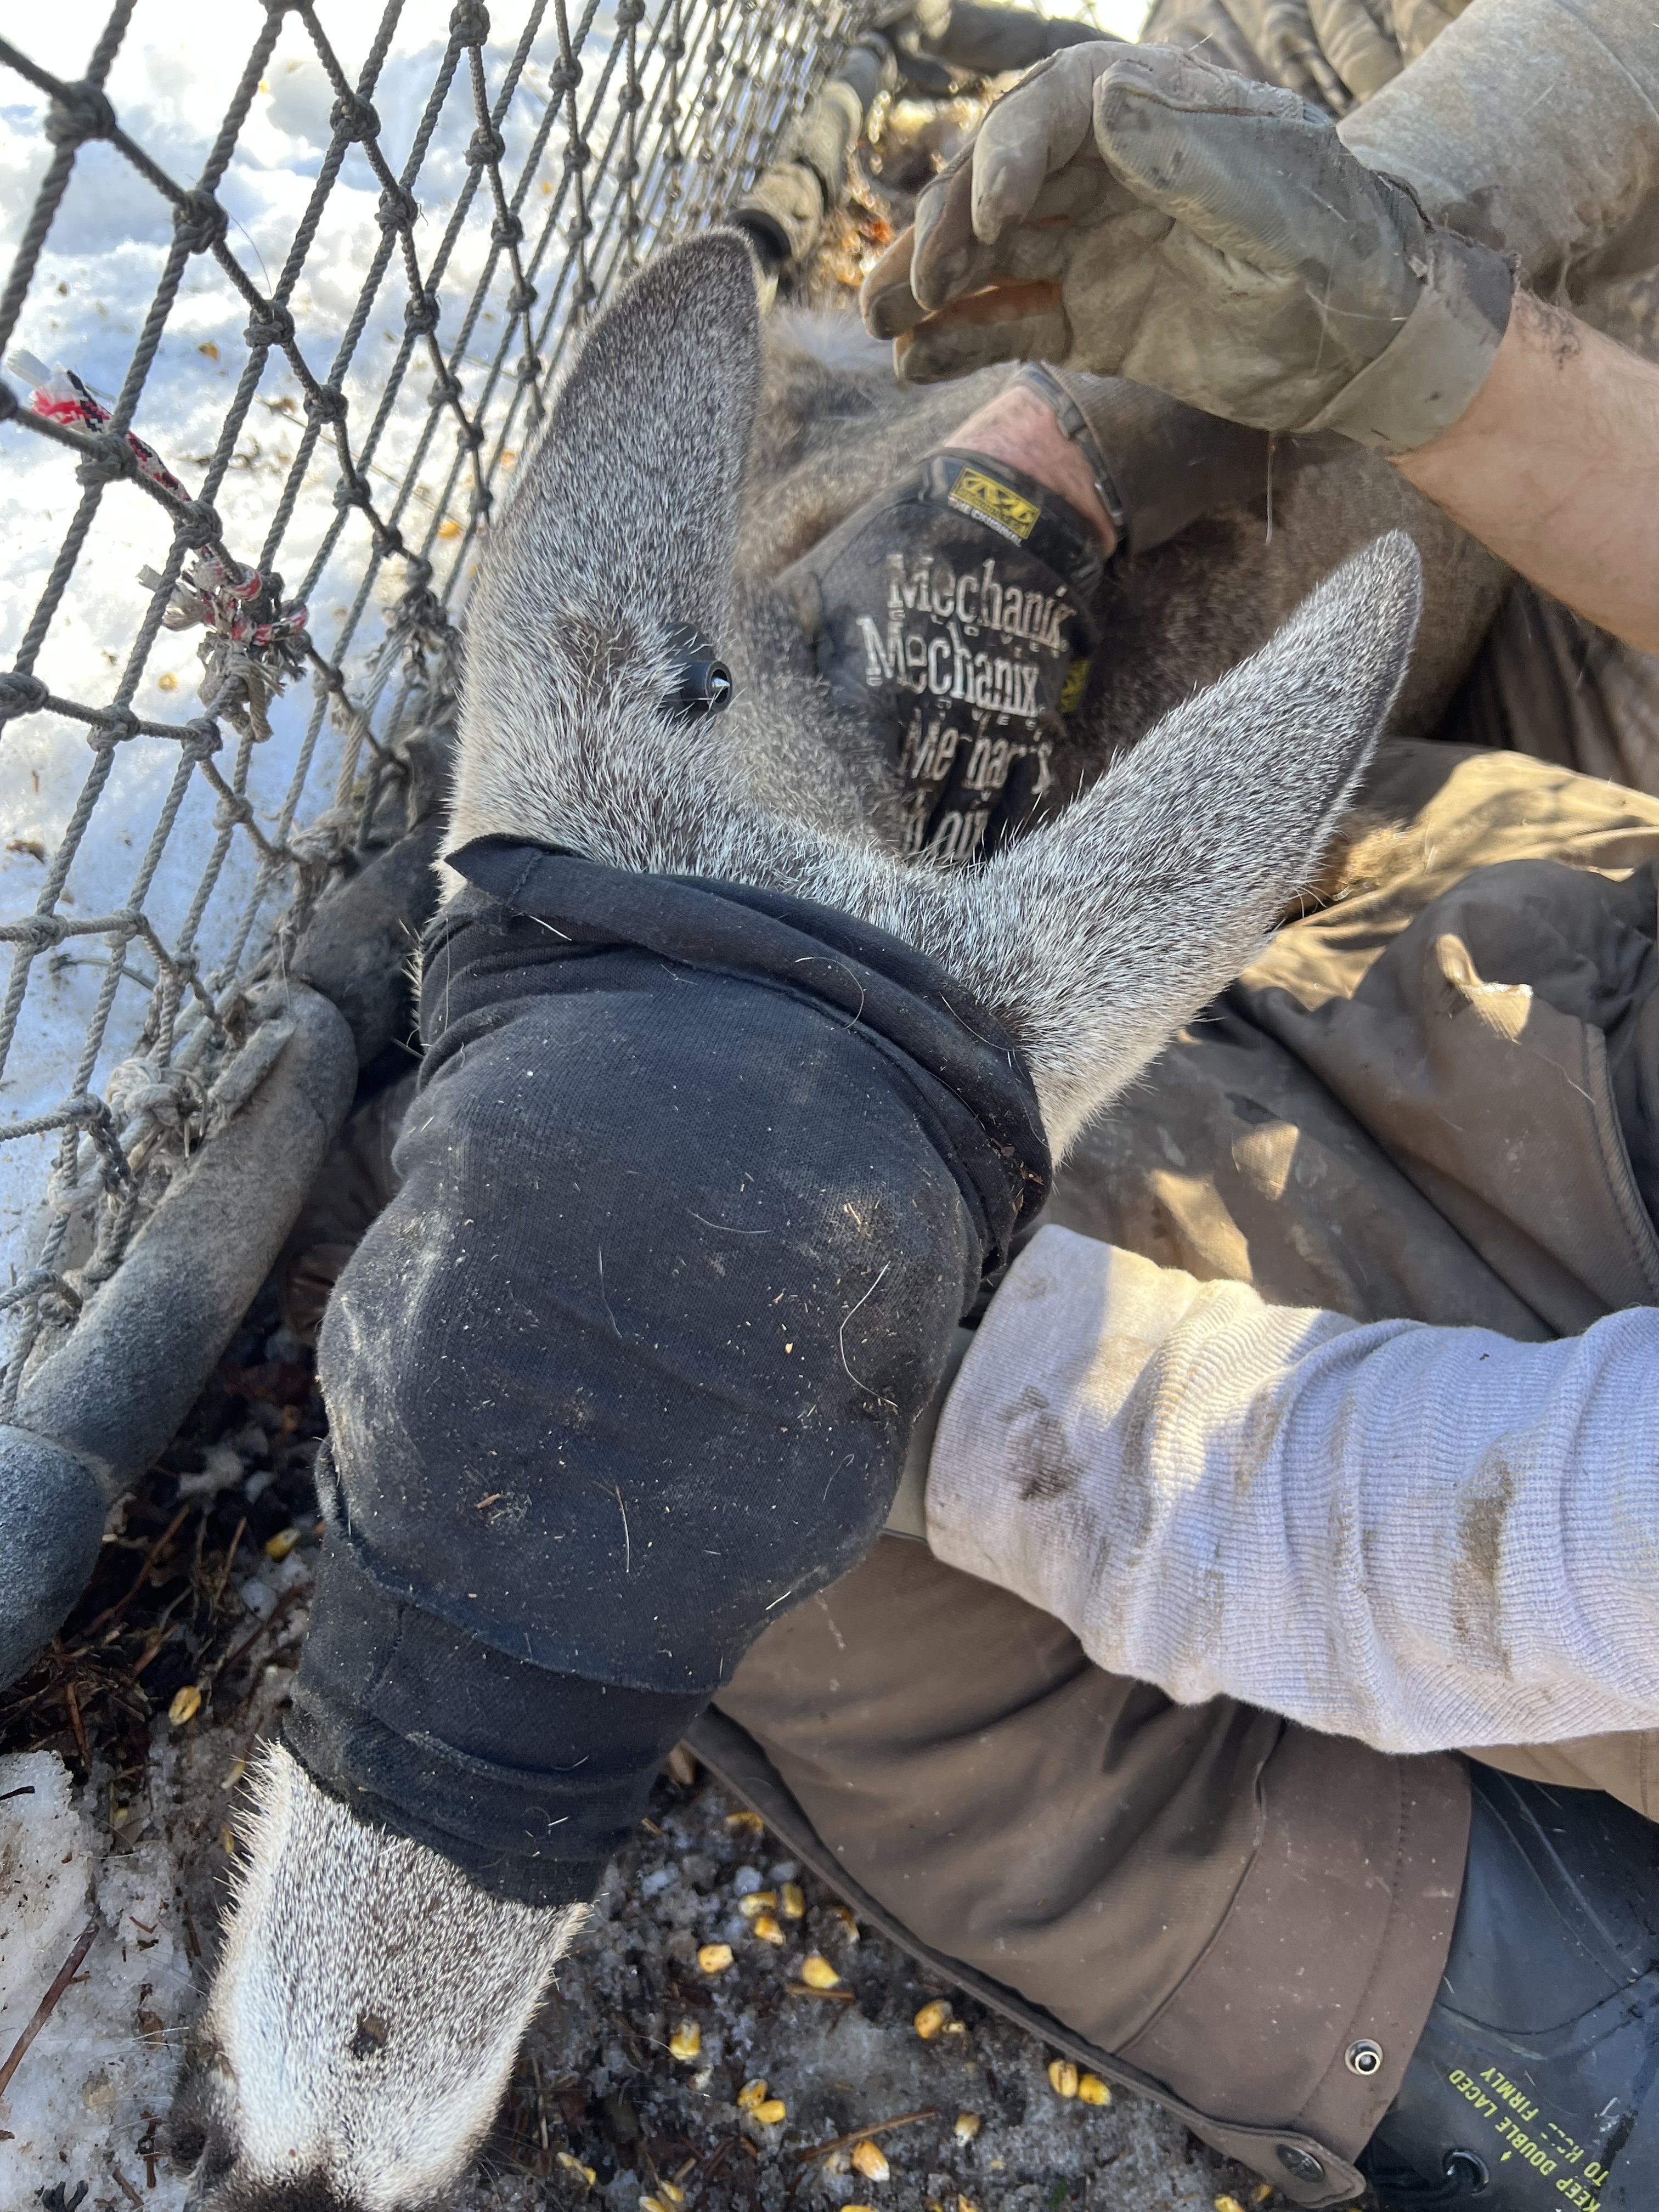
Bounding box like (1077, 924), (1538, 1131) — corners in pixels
(716, 1539), (1466, 2170)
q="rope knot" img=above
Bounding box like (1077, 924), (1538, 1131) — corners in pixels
(330, 93), (380, 143)
(76, 430), (139, 487)
(450, 0), (491, 41)
(0, 671), (49, 720)
(465, 123), (506, 167)
(403, 290), (441, 336)
(377, 183), (419, 233)
(245, 298), (296, 350)
(45, 81), (116, 147)
(173, 191), (229, 255)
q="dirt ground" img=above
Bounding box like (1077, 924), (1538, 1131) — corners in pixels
(0, 1288), (1327, 2212)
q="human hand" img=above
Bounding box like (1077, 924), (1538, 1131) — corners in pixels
(861, 42), (1511, 453)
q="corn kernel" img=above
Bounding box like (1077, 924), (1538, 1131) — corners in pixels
(1077, 2073), (1111, 2106)
(697, 1942), (733, 1974)
(953, 2113), (981, 2142)
(264, 1525), (301, 1561)
(1047, 2058), (1080, 2098)
(667, 2021), (701, 2062)
(851, 2141), (890, 2182)
(750, 1911), (785, 1945)
(799, 1954), (841, 1989)
(726, 1809), (765, 1835)
(780, 1881), (805, 1919)
(556, 2153), (595, 2187)
(641, 2197), (670, 2212)
(957, 2198), (980, 2212)
(831, 1903), (860, 1940)
(437, 517), (463, 540)
(658, 2183), (686, 2207)
(736, 2079), (769, 2112)
(844, 2205), (877, 2211)
(737, 1890), (778, 1919)
(168, 1683), (203, 1726)
(1214, 2199), (1247, 2212)
(753, 2098), (787, 2126)
(914, 1999), (952, 2040)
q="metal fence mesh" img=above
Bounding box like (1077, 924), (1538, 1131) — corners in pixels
(0, 0), (876, 1408)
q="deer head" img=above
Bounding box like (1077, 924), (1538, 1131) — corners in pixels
(173, 231), (1419, 2210)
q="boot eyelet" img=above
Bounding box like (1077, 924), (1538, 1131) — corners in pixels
(1445, 2148), (1491, 2192)
(1345, 2038), (1385, 2077)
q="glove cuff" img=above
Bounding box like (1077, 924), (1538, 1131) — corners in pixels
(1305, 226), (1513, 454)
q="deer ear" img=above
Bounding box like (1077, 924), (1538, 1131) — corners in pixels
(943, 531), (1424, 1152)
(475, 229), (762, 656)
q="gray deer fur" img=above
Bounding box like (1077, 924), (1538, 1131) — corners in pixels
(171, 230), (1425, 2210)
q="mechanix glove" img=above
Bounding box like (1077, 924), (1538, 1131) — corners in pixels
(776, 447), (1108, 863)
(862, 42), (1513, 455)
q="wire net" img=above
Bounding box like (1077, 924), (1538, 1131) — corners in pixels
(0, 0), (878, 1409)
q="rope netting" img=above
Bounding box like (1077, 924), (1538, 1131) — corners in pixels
(0, 0), (879, 1409)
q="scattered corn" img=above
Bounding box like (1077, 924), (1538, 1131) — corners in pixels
(1047, 2058), (1080, 2100)
(556, 2153), (595, 2187)
(437, 517), (463, 539)
(1214, 2197), (1246, 2212)
(750, 1911), (786, 1945)
(697, 1943), (734, 1974)
(667, 2021), (701, 2062)
(737, 1890), (778, 1919)
(780, 1880), (806, 1919)
(957, 2198), (980, 2212)
(156, 670), (179, 691)
(264, 1525), (301, 1561)
(753, 2098), (787, 2126)
(844, 2205), (878, 2211)
(641, 2197), (670, 2212)
(953, 2113), (981, 2143)
(168, 1684), (203, 1726)
(1077, 2073), (1111, 2106)
(831, 1903), (860, 1941)
(914, 1998), (952, 2040)
(736, 2079), (770, 2113)
(727, 1809), (765, 1835)
(658, 2182), (686, 2207)
(851, 2141), (890, 2183)
(799, 1954), (842, 1989)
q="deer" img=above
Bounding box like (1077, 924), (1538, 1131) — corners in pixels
(166, 229), (1422, 2210)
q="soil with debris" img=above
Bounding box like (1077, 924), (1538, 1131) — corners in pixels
(0, 1287), (1329, 2212)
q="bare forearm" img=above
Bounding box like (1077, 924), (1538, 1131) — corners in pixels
(1396, 296), (1659, 654)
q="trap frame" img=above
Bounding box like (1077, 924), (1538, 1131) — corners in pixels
(0, 0), (891, 1674)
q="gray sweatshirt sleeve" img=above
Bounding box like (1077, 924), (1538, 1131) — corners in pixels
(926, 1224), (1659, 1754)
(1338, 0), (1659, 302)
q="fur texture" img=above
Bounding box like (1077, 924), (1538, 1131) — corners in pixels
(179, 229), (1424, 2208)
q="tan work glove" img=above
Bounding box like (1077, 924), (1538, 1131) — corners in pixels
(862, 42), (1513, 454)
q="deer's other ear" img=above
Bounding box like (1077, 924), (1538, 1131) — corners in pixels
(950, 531), (1424, 1153)
(471, 229), (762, 662)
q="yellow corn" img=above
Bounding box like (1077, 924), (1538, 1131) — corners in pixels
(753, 2098), (787, 2126)
(750, 1911), (786, 1945)
(843, 2205), (878, 2210)
(737, 1891), (777, 1919)
(667, 2021), (701, 2062)
(264, 1526), (300, 1561)
(831, 1903), (860, 1941)
(780, 1881), (806, 1919)
(556, 2154), (595, 2187)
(799, 1954), (841, 1989)
(658, 2183), (685, 2207)
(1214, 2198), (1247, 2212)
(1047, 2058), (1080, 2099)
(726, 1809), (765, 1835)
(851, 2141), (890, 2182)
(697, 1942), (734, 1974)
(168, 1684), (203, 1726)
(641, 2197), (670, 2212)
(913, 1999), (952, 2040)
(736, 2079), (769, 2113)
(953, 2113), (981, 2142)
(1077, 2073), (1111, 2106)
(957, 2198), (980, 2212)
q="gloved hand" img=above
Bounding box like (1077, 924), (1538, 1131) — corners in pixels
(862, 42), (1513, 454)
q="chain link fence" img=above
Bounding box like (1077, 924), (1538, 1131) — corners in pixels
(0, 0), (883, 1412)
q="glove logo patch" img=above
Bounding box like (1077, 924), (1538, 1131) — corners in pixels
(947, 465), (1040, 545)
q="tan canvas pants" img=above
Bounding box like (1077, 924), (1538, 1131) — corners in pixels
(712, 719), (1659, 2203)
